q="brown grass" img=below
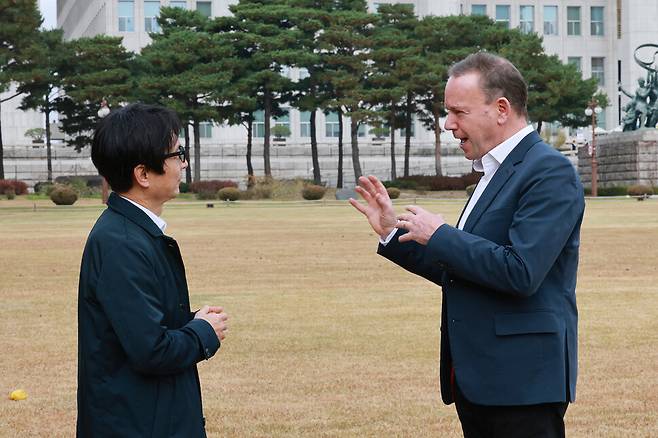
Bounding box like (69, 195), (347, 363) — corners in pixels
(0, 197), (657, 437)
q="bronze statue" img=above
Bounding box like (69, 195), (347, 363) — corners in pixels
(619, 43), (658, 130)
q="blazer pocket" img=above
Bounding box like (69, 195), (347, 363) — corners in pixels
(495, 311), (559, 336)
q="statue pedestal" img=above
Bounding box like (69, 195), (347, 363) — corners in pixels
(577, 129), (658, 189)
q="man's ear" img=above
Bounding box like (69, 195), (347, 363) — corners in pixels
(132, 164), (150, 189)
(496, 97), (512, 125)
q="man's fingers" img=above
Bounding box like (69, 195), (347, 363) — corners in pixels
(406, 205), (424, 215)
(207, 306), (223, 314)
(374, 193), (391, 210)
(198, 305), (209, 315)
(349, 198), (368, 215)
(397, 213), (414, 222)
(397, 232), (412, 243)
(368, 175), (390, 197)
(354, 185), (373, 203)
(358, 175), (377, 196)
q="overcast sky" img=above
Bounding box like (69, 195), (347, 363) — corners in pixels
(38, 0), (57, 29)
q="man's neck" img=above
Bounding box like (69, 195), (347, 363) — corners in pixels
(484, 119), (530, 155)
(118, 191), (163, 216)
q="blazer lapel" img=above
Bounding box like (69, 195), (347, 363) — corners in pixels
(462, 130), (543, 233)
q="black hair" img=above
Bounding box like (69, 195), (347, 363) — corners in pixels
(449, 52), (528, 117)
(91, 103), (181, 193)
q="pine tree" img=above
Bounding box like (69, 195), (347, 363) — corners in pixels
(136, 7), (233, 182)
(12, 30), (68, 182)
(317, 0), (376, 185)
(57, 36), (132, 150)
(0, 0), (41, 179)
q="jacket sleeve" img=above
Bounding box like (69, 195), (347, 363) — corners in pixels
(425, 156), (584, 297)
(95, 242), (220, 376)
(378, 229), (445, 286)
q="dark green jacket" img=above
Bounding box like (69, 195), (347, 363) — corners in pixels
(77, 193), (219, 437)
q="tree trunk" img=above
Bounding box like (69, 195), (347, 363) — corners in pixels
(184, 125), (191, 184)
(350, 115), (362, 183)
(337, 108), (343, 188)
(0, 102), (4, 180)
(433, 105), (443, 176)
(404, 93), (412, 178)
(536, 120), (543, 135)
(263, 91), (272, 177)
(45, 97), (52, 182)
(310, 109), (321, 184)
(389, 111), (396, 181)
(246, 113), (254, 178)
(193, 121), (201, 182)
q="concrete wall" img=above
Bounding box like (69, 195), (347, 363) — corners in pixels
(2, 140), (473, 188)
(578, 129), (658, 187)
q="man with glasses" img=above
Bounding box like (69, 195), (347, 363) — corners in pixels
(77, 103), (228, 437)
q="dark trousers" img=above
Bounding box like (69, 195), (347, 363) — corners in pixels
(454, 383), (568, 438)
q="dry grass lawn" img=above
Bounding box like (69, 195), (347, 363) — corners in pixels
(0, 196), (657, 437)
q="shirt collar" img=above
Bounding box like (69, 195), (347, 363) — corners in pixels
(119, 195), (167, 232)
(473, 125), (535, 175)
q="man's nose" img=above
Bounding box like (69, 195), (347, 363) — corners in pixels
(444, 113), (456, 130)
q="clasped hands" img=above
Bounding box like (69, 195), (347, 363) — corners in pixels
(195, 305), (229, 341)
(349, 175), (446, 245)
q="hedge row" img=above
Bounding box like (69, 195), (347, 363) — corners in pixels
(383, 172), (482, 191)
(0, 179), (29, 195)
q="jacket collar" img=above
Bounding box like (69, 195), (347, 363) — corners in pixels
(106, 192), (164, 238)
(461, 130), (542, 232)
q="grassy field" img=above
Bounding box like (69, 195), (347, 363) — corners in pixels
(0, 196), (657, 437)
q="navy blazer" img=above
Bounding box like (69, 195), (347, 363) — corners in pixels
(379, 131), (584, 406)
(77, 193), (220, 437)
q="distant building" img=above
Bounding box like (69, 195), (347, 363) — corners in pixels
(56, 0), (658, 139)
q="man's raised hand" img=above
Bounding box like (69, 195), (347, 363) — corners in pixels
(349, 175), (398, 239)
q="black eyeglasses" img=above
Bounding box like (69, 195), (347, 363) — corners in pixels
(163, 145), (187, 162)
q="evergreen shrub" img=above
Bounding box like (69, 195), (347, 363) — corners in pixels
(387, 187), (401, 199)
(302, 184), (326, 200)
(50, 184), (78, 205)
(218, 187), (240, 201)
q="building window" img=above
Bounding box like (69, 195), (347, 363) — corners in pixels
(253, 111), (264, 138)
(591, 57), (605, 86)
(358, 123), (367, 137)
(495, 5), (510, 28)
(199, 121), (212, 138)
(144, 1), (160, 32)
(568, 57), (582, 72)
(519, 6), (534, 33)
(196, 1), (211, 18)
(118, 0), (134, 32)
(471, 5), (486, 16)
(591, 7), (604, 36)
(567, 7), (581, 36)
(299, 111), (311, 137)
(325, 112), (340, 138)
(543, 6), (558, 36)
(597, 108), (606, 130)
(170, 1), (187, 8)
(273, 112), (290, 137)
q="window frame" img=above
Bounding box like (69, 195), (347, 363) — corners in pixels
(118, 0), (135, 32)
(591, 6), (604, 36)
(567, 6), (581, 36)
(495, 5), (511, 29)
(519, 5), (535, 34)
(543, 5), (558, 36)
